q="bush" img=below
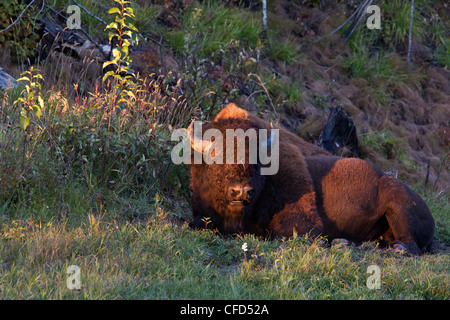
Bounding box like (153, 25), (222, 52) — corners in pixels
(0, 70), (192, 204)
(0, 0), (40, 64)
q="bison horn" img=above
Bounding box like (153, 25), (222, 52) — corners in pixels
(260, 125), (278, 153)
(187, 120), (213, 155)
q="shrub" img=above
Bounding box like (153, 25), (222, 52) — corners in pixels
(1, 68), (191, 204)
(0, 0), (40, 63)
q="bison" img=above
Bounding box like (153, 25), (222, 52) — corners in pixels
(187, 103), (435, 255)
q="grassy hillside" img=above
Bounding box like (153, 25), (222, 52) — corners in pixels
(0, 0), (449, 300)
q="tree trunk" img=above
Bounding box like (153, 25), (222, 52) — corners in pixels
(262, 0), (267, 39)
(407, 0), (415, 65)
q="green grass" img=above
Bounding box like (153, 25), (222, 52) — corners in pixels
(165, 1), (261, 58)
(421, 189), (450, 243)
(266, 77), (305, 107)
(382, 0), (426, 47)
(361, 129), (409, 161)
(343, 28), (408, 83)
(265, 32), (300, 64)
(0, 181), (448, 299)
(435, 38), (450, 68)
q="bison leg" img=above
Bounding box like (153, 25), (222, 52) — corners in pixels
(382, 202), (422, 255)
(269, 193), (324, 238)
(378, 176), (435, 255)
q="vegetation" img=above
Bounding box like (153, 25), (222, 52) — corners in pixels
(102, 0), (140, 103)
(0, 0), (448, 300)
(0, 0), (40, 64)
(0, 187), (448, 299)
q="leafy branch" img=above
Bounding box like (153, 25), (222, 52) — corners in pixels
(14, 66), (44, 131)
(102, 0), (139, 104)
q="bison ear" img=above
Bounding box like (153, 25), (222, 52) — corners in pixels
(187, 120), (213, 155)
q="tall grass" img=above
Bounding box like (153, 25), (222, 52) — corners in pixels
(344, 29), (407, 82)
(164, 1), (265, 119)
(166, 1), (261, 57)
(265, 31), (299, 64)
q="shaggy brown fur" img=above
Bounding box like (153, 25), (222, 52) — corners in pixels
(189, 104), (435, 255)
(305, 156), (435, 254)
(214, 103), (331, 156)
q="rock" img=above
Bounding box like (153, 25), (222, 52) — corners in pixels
(331, 238), (353, 248)
(356, 242), (378, 251)
(0, 67), (17, 90)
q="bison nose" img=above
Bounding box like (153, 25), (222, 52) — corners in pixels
(228, 186), (254, 201)
(229, 187), (242, 199)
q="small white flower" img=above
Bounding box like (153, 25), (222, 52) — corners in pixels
(241, 242), (248, 252)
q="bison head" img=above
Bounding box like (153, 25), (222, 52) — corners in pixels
(188, 119), (277, 234)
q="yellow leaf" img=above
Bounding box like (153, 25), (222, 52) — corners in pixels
(108, 7), (121, 15)
(112, 48), (121, 59)
(102, 71), (117, 82)
(16, 77), (30, 83)
(105, 22), (118, 30)
(38, 96), (44, 110)
(32, 105), (41, 120)
(19, 116), (30, 130)
(103, 60), (117, 69)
